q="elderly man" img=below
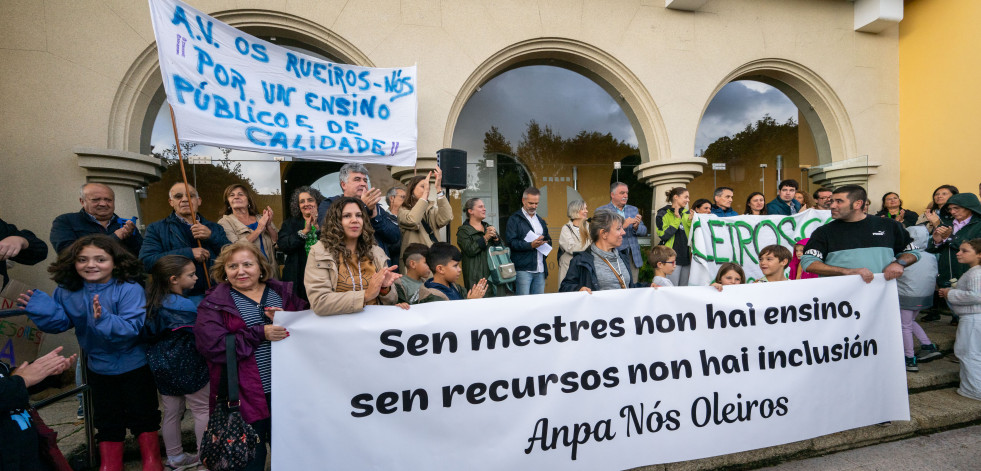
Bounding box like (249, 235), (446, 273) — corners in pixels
(384, 186), (407, 264)
(50, 183), (142, 256)
(140, 183), (229, 300)
(710, 187), (738, 217)
(767, 179), (803, 215)
(506, 187), (552, 295)
(316, 163), (400, 259)
(598, 182), (648, 281)
(812, 187), (833, 211)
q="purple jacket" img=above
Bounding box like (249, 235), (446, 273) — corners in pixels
(195, 279), (307, 424)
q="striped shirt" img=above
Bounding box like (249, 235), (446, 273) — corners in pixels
(230, 287), (282, 394)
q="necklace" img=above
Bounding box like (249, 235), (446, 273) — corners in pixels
(345, 257), (364, 291)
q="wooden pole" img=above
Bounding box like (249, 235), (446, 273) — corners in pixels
(168, 105), (212, 288)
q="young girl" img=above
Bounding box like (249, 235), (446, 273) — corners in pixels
(789, 239), (818, 280)
(17, 234), (163, 470)
(940, 239), (981, 400)
(142, 255), (211, 470)
(711, 262), (745, 291)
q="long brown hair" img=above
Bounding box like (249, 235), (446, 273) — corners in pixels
(48, 234), (143, 291)
(146, 255), (194, 318)
(403, 174), (429, 210)
(320, 197), (376, 263)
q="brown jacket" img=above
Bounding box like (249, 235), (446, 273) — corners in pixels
(217, 214), (279, 278)
(398, 194), (453, 250)
(304, 242), (397, 316)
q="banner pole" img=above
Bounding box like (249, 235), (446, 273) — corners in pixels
(168, 105), (212, 288)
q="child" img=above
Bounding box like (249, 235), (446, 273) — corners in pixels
(17, 234), (163, 470)
(711, 262), (745, 291)
(939, 238), (981, 400)
(142, 255), (211, 470)
(394, 243), (431, 304)
(789, 239), (818, 280)
(417, 242), (487, 302)
(649, 245), (677, 287)
(756, 245), (791, 283)
(898, 226), (942, 372)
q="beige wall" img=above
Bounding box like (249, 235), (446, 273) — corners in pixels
(0, 0), (901, 291)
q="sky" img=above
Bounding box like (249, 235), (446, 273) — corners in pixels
(150, 65), (797, 194)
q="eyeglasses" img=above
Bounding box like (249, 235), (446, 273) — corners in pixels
(170, 192), (199, 200)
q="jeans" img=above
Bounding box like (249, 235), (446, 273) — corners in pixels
(515, 271), (545, 295)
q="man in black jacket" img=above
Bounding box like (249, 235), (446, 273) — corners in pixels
(505, 187), (552, 295)
(0, 218), (48, 290)
(50, 183), (142, 256)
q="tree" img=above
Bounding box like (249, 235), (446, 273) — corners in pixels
(482, 126), (514, 156)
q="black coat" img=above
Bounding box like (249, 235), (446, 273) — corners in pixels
(0, 362), (41, 471)
(505, 210), (552, 276)
(277, 217), (311, 301)
(50, 210), (143, 256)
(0, 218), (48, 289)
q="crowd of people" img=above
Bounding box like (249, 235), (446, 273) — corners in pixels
(0, 163), (978, 470)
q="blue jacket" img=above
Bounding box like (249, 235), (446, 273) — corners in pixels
(766, 197), (802, 216)
(139, 212), (230, 297)
(597, 202), (648, 267)
(50, 210), (143, 256)
(25, 281), (147, 375)
(505, 210), (552, 276)
(710, 206), (739, 217)
(316, 195), (401, 259)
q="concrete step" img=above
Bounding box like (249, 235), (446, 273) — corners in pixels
(919, 319), (957, 352)
(628, 388), (981, 471)
(907, 356), (960, 393)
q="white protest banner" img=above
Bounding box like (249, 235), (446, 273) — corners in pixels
(272, 276), (908, 470)
(148, 0), (417, 165)
(689, 209), (832, 285)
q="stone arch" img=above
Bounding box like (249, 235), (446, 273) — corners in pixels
(107, 9), (374, 156)
(699, 58), (857, 166)
(442, 37), (669, 165)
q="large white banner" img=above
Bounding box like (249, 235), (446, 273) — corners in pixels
(148, 0), (417, 165)
(272, 276), (908, 470)
(689, 209), (832, 285)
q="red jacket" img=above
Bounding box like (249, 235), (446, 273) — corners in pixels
(195, 279), (307, 423)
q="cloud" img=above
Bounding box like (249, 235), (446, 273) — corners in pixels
(695, 80), (798, 154)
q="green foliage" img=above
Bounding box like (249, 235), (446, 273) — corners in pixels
(701, 115), (798, 164)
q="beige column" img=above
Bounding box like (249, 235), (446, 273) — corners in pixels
(807, 157), (880, 191)
(391, 154), (439, 186)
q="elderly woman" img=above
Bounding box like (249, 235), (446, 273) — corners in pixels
(561, 210), (646, 293)
(277, 186), (325, 301)
(876, 192), (919, 228)
(928, 193), (981, 287)
(195, 240), (308, 471)
(217, 184), (279, 277)
(558, 200), (590, 282)
(305, 196), (404, 315)
(456, 198), (499, 296)
(398, 168), (453, 251)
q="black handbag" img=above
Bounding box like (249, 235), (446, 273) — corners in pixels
(199, 335), (261, 471)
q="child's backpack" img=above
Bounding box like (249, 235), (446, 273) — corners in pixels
(486, 245), (516, 287)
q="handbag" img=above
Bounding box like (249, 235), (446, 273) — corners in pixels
(199, 335), (261, 471)
(486, 244), (517, 286)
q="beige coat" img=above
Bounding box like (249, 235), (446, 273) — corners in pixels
(217, 213), (279, 278)
(304, 242), (397, 316)
(397, 194), (453, 250)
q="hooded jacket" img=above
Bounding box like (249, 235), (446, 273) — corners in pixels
(927, 192), (981, 286)
(655, 204), (692, 266)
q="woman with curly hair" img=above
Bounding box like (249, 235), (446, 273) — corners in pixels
(277, 186), (325, 301)
(18, 234), (164, 470)
(305, 196), (405, 315)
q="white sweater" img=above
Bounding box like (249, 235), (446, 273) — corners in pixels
(948, 265), (981, 316)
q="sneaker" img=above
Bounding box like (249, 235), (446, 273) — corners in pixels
(76, 405), (84, 420)
(166, 453), (200, 471)
(921, 312), (941, 322)
(906, 356), (919, 372)
(916, 344), (942, 362)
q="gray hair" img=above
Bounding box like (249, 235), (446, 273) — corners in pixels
(589, 209), (624, 243)
(338, 163), (369, 184)
(79, 182), (113, 199)
(610, 182), (627, 193)
(385, 186), (405, 206)
(522, 187), (540, 198)
(567, 199), (587, 220)
(714, 186), (734, 197)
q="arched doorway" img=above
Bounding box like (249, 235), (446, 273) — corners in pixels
(690, 60), (858, 211)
